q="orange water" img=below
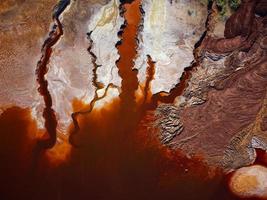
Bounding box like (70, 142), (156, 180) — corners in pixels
(0, 1), (239, 200)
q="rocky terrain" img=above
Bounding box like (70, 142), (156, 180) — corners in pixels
(157, 0), (267, 172)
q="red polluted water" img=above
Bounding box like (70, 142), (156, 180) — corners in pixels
(0, 1), (241, 200)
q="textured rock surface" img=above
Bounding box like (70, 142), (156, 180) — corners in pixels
(156, 0), (267, 171)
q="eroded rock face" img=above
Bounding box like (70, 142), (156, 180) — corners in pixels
(157, 0), (267, 171)
(224, 0), (258, 38)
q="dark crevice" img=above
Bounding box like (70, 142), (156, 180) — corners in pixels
(142, 55), (155, 105)
(87, 31), (104, 90)
(35, 0), (71, 150)
(119, 0), (135, 5)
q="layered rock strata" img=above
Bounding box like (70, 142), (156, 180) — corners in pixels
(157, 0), (267, 171)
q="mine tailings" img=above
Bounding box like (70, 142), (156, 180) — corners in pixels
(64, 1), (236, 200)
(0, 0), (239, 200)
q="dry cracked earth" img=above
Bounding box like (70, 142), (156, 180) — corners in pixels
(0, 0), (267, 200)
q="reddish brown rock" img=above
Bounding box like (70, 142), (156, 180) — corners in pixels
(224, 0), (258, 38)
(157, 0), (267, 171)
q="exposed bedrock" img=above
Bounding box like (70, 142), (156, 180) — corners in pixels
(224, 0), (258, 39)
(204, 1), (262, 55)
(157, 0), (267, 171)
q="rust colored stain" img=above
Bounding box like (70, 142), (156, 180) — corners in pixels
(35, 0), (70, 150)
(117, 0), (141, 112)
(0, 105), (230, 199)
(0, 1), (240, 200)
(35, 18), (63, 149)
